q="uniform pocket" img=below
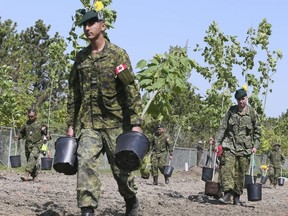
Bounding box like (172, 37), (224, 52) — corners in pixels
(102, 93), (122, 111)
(246, 123), (253, 136)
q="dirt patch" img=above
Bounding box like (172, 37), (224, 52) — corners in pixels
(0, 166), (287, 216)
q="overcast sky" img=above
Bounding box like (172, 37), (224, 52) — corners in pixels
(1, 0), (287, 117)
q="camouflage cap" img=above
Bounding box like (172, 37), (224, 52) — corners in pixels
(273, 143), (281, 147)
(78, 10), (105, 25)
(235, 88), (247, 100)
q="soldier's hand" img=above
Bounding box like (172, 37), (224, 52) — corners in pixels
(66, 126), (74, 137)
(46, 133), (52, 141)
(132, 126), (142, 133)
(14, 135), (19, 141)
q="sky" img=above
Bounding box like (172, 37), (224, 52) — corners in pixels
(1, 0), (287, 118)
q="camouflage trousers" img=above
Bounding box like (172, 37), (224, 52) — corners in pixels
(25, 143), (41, 178)
(76, 128), (137, 209)
(150, 152), (168, 177)
(219, 150), (250, 195)
(268, 166), (281, 186)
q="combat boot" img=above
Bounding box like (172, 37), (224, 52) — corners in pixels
(165, 176), (169, 184)
(218, 191), (232, 204)
(233, 194), (242, 206)
(20, 171), (31, 181)
(153, 176), (158, 185)
(81, 207), (95, 216)
(124, 196), (139, 216)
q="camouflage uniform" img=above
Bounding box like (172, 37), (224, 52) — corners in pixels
(67, 41), (142, 209)
(267, 145), (285, 186)
(150, 132), (173, 179)
(215, 105), (261, 196)
(19, 119), (43, 178)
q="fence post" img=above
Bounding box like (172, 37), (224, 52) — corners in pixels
(7, 128), (13, 168)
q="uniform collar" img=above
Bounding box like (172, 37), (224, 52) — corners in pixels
(237, 105), (249, 116)
(82, 40), (110, 59)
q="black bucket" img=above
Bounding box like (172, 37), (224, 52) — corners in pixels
(201, 167), (213, 182)
(164, 165), (174, 177)
(141, 173), (150, 179)
(114, 131), (149, 171)
(247, 183), (262, 201)
(260, 175), (268, 184)
(41, 157), (53, 170)
(205, 181), (220, 196)
(244, 175), (257, 188)
(278, 177), (285, 186)
(10, 155), (21, 168)
(53, 137), (78, 175)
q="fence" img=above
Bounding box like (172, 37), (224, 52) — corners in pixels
(170, 147), (288, 173)
(1, 126), (287, 172)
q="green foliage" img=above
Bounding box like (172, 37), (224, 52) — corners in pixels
(194, 19), (282, 120)
(139, 154), (151, 177)
(136, 46), (195, 121)
(1, 3), (286, 154)
(282, 168), (288, 178)
(263, 111), (288, 156)
(0, 18), (70, 132)
(0, 65), (23, 126)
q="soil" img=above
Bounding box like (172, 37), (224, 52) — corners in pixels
(0, 166), (287, 216)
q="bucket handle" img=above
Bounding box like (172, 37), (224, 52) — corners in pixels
(12, 115), (18, 155)
(248, 153), (254, 175)
(250, 153), (255, 184)
(168, 159), (172, 166)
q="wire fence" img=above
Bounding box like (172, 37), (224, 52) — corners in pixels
(1, 126), (287, 172)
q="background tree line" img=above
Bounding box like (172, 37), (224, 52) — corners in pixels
(0, 0), (287, 156)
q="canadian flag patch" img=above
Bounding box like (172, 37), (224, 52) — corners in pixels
(114, 64), (127, 75)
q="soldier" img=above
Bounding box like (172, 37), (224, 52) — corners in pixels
(16, 108), (50, 181)
(66, 9), (143, 216)
(150, 124), (173, 185)
(267, 143), (285, 188)
(196, 140), (205, 167)
(215, 87), (261, 205)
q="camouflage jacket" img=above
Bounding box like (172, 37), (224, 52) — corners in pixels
(67, 41), (142, 130)
(267, 149), (285, 168)
(19, 119), (43, 147)
(215, 105), (261, 156)
(151, 132), (173, 155)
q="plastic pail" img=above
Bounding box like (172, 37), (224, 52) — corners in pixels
(10, 155), (21, 168)
(244, 175), (257, 188)
(164, 165), (174, 177)
(260, 175), (268, 184)
(53, 137), (78, 175)
(247, 183), (262, 201)
(205, 181), (220, 196)
(114, 131), (149, 171)
(41, 157), (53, 170)
(201, 167), (213, 182)
(278, 177), (285, 186)
(141, 173), (150, 179)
